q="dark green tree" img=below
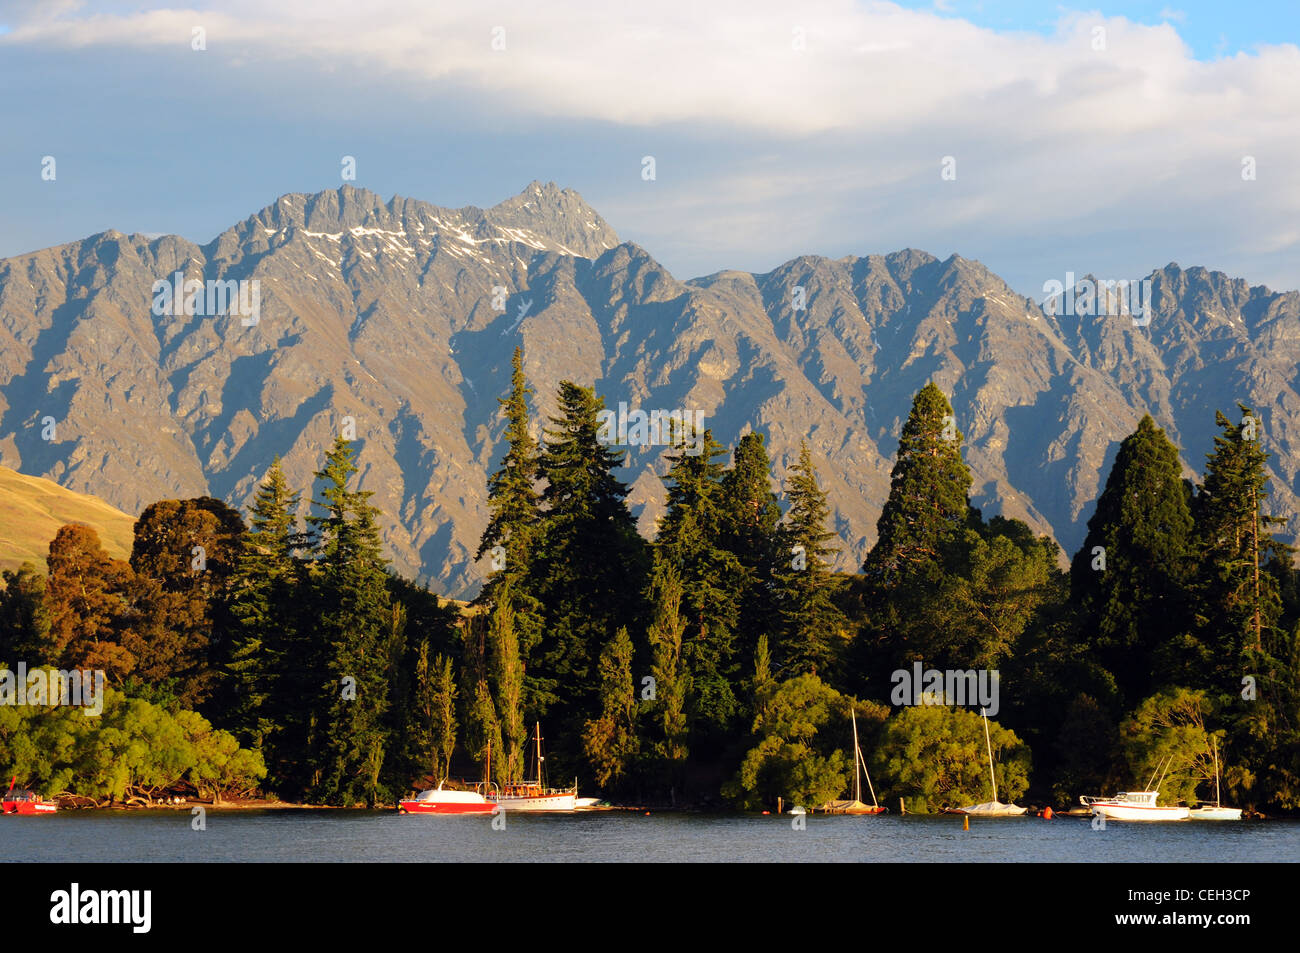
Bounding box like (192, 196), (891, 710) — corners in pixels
(475, 346), (546, 705)
(1070, 415), (1194, 705)
(224, 459), (306, 769)
(305, 436), (395, 805)
(656, 426), (745, 749)
(528, 380), (649, 766)
(718, 431), (784, 663)
(0, 562), (53, 666)
(775, 440), (849, 678)
(862, 382), (975, 584)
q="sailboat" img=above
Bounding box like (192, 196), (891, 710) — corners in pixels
(951, 708), (1027, 816)
(485, 722), (578, 812)
(1189, 738), (1242, 820)
(823, 708), (886, 814)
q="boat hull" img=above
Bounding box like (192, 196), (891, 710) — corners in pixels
(398, 799), (496, 815)
(1189, 806), (1242, 821)
(822, 799), (886, 815)
(2, 799), (57, 815)
(489, 793), (577, 812)
(1089, 803), (1190, 821)
(398, 787), (496, 815)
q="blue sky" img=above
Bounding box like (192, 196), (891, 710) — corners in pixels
(0, 1), (1296, 298)
(894, 1), (1298, 59)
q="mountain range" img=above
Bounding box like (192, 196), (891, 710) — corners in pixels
(0, 182), (1296, 595)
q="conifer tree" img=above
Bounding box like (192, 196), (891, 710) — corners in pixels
(853, 383), (980, 693)
(1070, 415), (1194, 705)
(656, 427), (745, 745)
(1190, 406), (1290, 675)
(529, 381), (649, 762)
(226, 459), (305, 772)
(776, 441), (849, 678)
(862, 382), (975, 583)
(476, 346), (546, 692)
(305, 436), (394, 805)
(718, 432), (783, 660)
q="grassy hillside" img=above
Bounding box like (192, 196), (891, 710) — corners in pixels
(0, 465), (136, 574)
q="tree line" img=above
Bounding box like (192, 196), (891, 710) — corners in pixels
(2, 347), (1298, 812)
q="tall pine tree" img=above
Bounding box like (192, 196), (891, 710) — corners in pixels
(529, 380), (649, 768)
(305, 436), (395, 805)
(776, 441), (849, 679)
(1070, 415), (1194, 706)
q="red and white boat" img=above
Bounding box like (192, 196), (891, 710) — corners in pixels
(486, 723), (578, 812)
(397, 782), (497, 815)
(3, 777), (58, 815)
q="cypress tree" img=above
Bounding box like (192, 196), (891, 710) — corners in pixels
(853, 384), (980, 695)
(862, 382), (975, 584)
(1070, 414), (1194, 705)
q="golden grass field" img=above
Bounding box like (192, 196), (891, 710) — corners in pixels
(0, 465), (136, 574)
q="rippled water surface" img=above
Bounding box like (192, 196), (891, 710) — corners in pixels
(6, 810), (1299, 862)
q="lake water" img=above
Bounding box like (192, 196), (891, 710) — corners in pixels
(5, 810), (1298, 862)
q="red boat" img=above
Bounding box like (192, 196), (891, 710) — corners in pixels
(3, 776), (58, 815)
(397, 782), (497, 815)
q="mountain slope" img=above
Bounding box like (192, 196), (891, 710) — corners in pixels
(0, 465), (136, 573)
(0, 184), (1295, 594)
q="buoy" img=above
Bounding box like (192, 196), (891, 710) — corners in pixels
(761, 811), (770, 815)
(1042, 806), (1054, 819)
(644, 811), (650, 816)
(962, 815), (969, 831)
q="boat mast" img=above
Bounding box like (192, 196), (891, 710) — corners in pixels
(1213, 737), (1221, 808)
(535, 721), (543, 788)
(852, 712), (883, 806)
(851, 708), (862, 803)
(982, 708), (997, 803)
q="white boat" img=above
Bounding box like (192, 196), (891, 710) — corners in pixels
(1081, 790), (1190, 821)
(1189, 738), (1242, 821)
(1081, 755), (1189, 820)
(486, 722), (578, 812)
(952, 708), (1027, 816)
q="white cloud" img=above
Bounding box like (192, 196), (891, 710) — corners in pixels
(2, 1), (1296, 291)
